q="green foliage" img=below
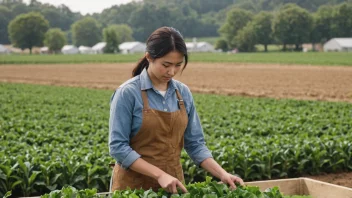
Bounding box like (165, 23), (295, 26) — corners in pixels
(8, 12), (49, 53)
(214, 39), (228, 52)
(3, 191), (12, 198)
(273, 4), (313, 51)
(0, 5), (12, 44)
(103, 25), (121, 53)
(71, 17), (101, 47)
(234, 24), (257, 52)
(219, 8), (253, 49)
(1, 83), (352, 196)
(251, 12), (274, 52)
(44, 28), (66, 53)
(332, 3), (352, 37)
(1, 0), (351, 42)
(113, 24), (134, 43)
(314, 5), (335, 43)
(41, 177), (285, 198)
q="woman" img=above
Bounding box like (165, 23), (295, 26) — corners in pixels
(109, 26), (244, 194)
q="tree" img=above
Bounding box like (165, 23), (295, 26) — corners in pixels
(310, 14), (323, 51)
(235, 24), (257, 52)
(98, 3), (140, 27)
(102, 25), (120, 53)
(0, 6), (12, 44)
(333, 3), (352, 37)
(273, 4), (313, 51)
(71, 17), (101, 47)
(129, 3), (173, 41)
(111, 24), (134, 43)
(314, 5), (335, 43)
(44, 28), (66, 53)
(8, 12), (49, 54)
(251, 11), (274, 52)
(215, 39), (228, 52)
(41, 8), (63, 28)
(218, 8), (253, 49)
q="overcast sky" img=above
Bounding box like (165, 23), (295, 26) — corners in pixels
(23, 0), (140, 15)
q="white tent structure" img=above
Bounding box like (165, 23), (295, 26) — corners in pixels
(40, 47), (49, 54)
(119, 42), (146, 54)
(92, 42), (107, 54)
(79, 46), (94, 54)
(186, 41), (215, 52)
(61, 45), (79, 54)
(0, 44), (10, 54)
(323, 38), (352, 52)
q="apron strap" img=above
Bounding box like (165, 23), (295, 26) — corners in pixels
(141, 90), (150, 110)
(175, 89), (185, 110)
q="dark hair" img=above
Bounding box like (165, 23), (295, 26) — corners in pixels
(132, 27), (188, 77)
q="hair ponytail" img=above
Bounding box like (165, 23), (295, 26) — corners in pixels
(132, 56), (149, 77)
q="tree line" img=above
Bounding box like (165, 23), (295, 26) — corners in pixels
(1, 0), (351, 53)
(217, 3), (352, 52)
(6, 11), (134, 54)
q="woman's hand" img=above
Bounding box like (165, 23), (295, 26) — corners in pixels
(157, 173), (188, 194)
(220, 172), (245, 190)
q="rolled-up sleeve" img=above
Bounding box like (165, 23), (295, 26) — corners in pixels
(184, 94), (213, 166)
(109, 87), (141, 169)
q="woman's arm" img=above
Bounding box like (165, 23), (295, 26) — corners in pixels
(200, 158), (244, 189)
(129, 158), (188, 194)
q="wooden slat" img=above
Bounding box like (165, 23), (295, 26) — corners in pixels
(301, 177), (352, 198)
(246, 177), (352, 198)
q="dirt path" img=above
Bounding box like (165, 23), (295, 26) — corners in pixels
(0, 63), (352, 103)
(1, 63), (352, 188)
(305, 172), (352, 188)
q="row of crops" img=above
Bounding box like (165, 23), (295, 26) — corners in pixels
(1, 83), (351, 197)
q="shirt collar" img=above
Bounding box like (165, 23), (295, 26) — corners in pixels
(140, 68), (153, 90)
(139, 68), (177, 91)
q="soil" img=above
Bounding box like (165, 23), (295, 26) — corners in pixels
(1, 62), (352, 188)
(304, 172), (352, 188)
(0, 63), (351, 103)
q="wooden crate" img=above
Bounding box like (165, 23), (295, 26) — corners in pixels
(19, 178), (352, 198)
(245, 177), (352, 198)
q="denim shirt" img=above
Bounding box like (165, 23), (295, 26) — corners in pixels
(109, 68), (213, 169)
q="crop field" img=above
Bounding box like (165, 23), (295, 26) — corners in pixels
(1, 52), (352, 66)
(1, 55), (352, 197)
(1, 83), (352, 197)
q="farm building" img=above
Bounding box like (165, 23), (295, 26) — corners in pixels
(79, 46), (94, 54)
(323, 38), (352, 52)
(0, 44), (10, 54)
(61, 45), (79, 54)
(92, 42), (107, 54)
(119, 42), (146, 54)
(40, 47), (49, 54)
(186, 41), (215, 52)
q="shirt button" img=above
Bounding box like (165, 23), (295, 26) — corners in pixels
(163, 101), (165, 104)
(164, 109), (167, 111)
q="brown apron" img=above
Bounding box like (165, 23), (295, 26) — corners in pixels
(111, 89), (188, 192)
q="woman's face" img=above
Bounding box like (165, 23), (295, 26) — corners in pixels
(147, 50), (184, 84)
